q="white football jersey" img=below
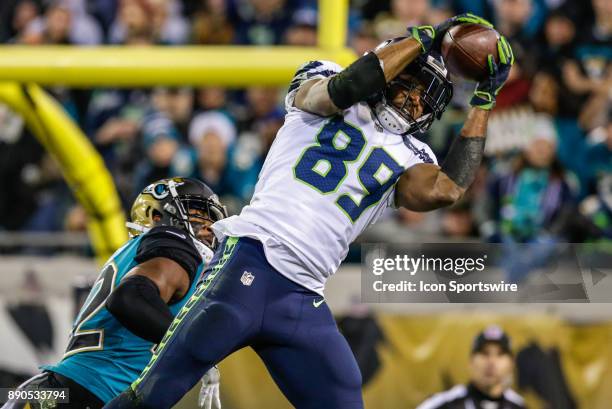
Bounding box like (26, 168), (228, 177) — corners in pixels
(213, 60), (437, 294)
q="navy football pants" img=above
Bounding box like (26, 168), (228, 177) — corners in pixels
(104, 237), (363, 409)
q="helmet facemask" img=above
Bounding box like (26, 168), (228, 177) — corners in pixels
(164, 179), (227, 252)
(371, 53), (453, 136)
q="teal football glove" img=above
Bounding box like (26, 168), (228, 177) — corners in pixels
(407, 25), (436, 53)
(470, 36), (514, 110)
(432, 13), (494, 52)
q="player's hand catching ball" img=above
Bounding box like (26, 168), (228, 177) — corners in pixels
(407, 25), (436, 53)
(433, 13), (494, 51)
(199, 366), (221, 409)
(470, 36), (514, 110)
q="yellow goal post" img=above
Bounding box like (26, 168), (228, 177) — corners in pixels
(0, 0), (356, 263)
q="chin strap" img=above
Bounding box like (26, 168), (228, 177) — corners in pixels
(126, 222), (151, 236)
(372, 98), (432, 136)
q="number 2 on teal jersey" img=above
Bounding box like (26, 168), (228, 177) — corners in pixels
(64, 262), (117, 357)
(293, 116), (403, 222)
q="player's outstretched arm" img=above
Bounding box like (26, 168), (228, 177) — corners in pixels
(395, 37), (513, 212)
(294, 27), (435, 116)
(394, 107), (488, 211)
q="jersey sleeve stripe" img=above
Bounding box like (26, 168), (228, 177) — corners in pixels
(306, 69), (337, 79)
(295, 60), (323, 74)
(287, 69), (338, 94)
(403, 136), (435, 164)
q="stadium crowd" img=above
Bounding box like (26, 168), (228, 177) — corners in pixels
(0, 0), (609, 252)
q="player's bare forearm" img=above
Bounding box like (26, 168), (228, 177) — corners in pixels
(395, 108), (489, 212)
(295, 38), (423, 116)
(395, 164), (463, 212)
(294, 78), (340, 116)
(373, 37), (423, 82)
(459, 107), (489, 139)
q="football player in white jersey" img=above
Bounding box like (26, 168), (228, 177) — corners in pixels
(105, 14), (513, 409)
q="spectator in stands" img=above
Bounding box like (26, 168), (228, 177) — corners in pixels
(20, 2), (71, 44)
(284, 7), (317, 46)
(3, 0), (41, 43)
(20, 0), (102, 45)
(561, 0), (610, 101)
(110, 0), (155, 44)
(133, 88), (198, 191)
(231, 86), (280, 135)
(188, 111), (236, 195)
(195, 87), (226, 111)
(416, 326), (526, 409)
(350, 23), (379, 55)
(191, 0), (234, 44)
(109, 0), (189, 45)
(220, 86), (283, 207)
(64, 204), (88, 232)
(556, 66), (611, 196)
(152, 87), (194, 139)
(539, 8), (577, 68)
(230, 0), (293, 45)
(492, 0), (547, 44)
(372, 0), (450, 40)
(224, 108), (283, 209)
(484, 129), (575, 281)
(485, 131), (573, 239)
(87, 0), (119, 34)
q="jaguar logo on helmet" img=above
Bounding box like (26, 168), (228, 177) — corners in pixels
(142, 179), (186, 200)
(127, 177), (228, 253)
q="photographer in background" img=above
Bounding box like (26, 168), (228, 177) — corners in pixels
(417, 326), (526, 409)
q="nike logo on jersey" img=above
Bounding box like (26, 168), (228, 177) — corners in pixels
(313, 298), (325, 308)
(165, 230), (187, 240)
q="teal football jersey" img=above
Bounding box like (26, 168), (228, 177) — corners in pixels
(42, 229), (205, 403)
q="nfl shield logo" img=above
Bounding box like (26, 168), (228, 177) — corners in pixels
(240, 271), (255, 286)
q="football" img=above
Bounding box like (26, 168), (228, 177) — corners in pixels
(441, 24), (501, 81)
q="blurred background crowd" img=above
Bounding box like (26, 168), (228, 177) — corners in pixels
(0, 0), (609, 257)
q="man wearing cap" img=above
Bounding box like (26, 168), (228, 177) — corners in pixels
(416, 325), (527, 409)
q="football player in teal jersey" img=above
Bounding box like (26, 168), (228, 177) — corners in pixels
(2, 177), (226, 409)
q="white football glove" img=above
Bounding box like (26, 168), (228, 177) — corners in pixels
(199, 366), (221, 409)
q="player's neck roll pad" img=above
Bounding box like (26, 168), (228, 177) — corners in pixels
(327, 52), (386, 110)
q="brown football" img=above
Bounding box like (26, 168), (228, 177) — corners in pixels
(441, 24), (500, 81)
